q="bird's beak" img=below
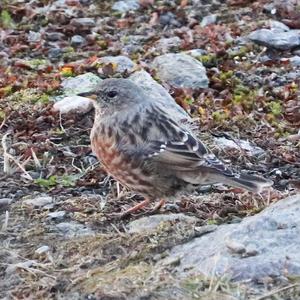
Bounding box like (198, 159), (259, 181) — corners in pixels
(78, 91), (97, 100)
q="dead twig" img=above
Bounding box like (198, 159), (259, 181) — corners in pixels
(255, 283), (300, 300)
(1, 132), (33, 180)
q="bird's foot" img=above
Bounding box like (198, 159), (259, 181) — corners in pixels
(121, 199), (150, 216)
(151, 199), (166, 212)
(120, 199), (166, 217)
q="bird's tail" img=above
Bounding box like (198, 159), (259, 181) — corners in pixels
(222, 173), (273, 193)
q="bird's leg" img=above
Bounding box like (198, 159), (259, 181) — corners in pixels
(152, 199), (166, 211)
(122, 198), (150, 215)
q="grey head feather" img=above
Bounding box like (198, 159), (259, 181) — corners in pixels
(92, 78), (151, 112)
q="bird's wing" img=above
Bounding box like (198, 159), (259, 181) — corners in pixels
(118, 103), (234, 176)
(146, 131), (234, 175)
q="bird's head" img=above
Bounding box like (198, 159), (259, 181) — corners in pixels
(79, 78), (145, 113)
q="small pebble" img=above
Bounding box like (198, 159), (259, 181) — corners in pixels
(35, 245), (50, 255)
(245, 245), (259, 257)
(0, 198), (13, 208)
(45, 32), (65, 41)
(226, 239), (246, 254)
(194, 225), (218, 237)
(47, 211), (66, 220)
(48, 48), (62, 60)
(53, 96), (94, 114)
(70, 18), (95, 27)
(71, 35), (86, 47)
(23, 196), (53, 208)
(201, 14), (217, 27)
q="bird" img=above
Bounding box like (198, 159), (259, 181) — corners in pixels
(80, 78), (273, 214)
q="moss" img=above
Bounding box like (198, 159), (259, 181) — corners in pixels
(0, 110), (5, 122)
(34, 174), (79, 189)
(232, 84), (256, 110)
(0, 85), (13, 96)
(79, 262), (153, 295)
(60, 66), (74, 77)
(181, 274), (240, 300)
(198, 54), (218, 67)
(25, 59), (50, 70)
(229, 46), (249, 59)
(6, 89), (51, 105)
(268, 101), (282, 117)
(0, 10), (15, 29)
(185, 97), (194, 105)
(112, 11), (123, 18)
(219, 70), (234, 82)
(212, 110), (229, 123)
(97, 40), (108, 50)
(38, 94), (50, 104)
(206, 219), (219, 225)
(62, 47), (76, 60)
(290, 82), (298, 93)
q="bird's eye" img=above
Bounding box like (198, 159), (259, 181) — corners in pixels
(107, 91), (118, 98)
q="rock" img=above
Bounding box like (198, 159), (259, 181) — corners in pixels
(112, 0), (140, 13)
(27, 31), (41, 43)
(289, 55), (300, 67)
(61, 73), (102, 96)
(80, 0), (92, 5)
(70, 18), (95, 27)
(159, 12), (180, 27)
(71, 35), (86, 46)
(248, 28), (300, 50)
(160, 194), (300, 284)
(45, 32), (65, 41)
(48, 48), (62, 60)
(128, 213), (199, 234)
(201, 14), (218, 27)
(185, 48), (207, 58)
(55, 222), (94, 238)
(23, 196), (53, 208)
(194, 224), (218, 237)
(5, 260), (38, 276)
(263, 3), (276, 14)
(226, 239), (246, 254)
(151, 53), (209, 89)
(268, 20), (290, 31)
(121, 35), (145, 55)
(97, 55), (136, 74)
(52, 96), (93, 114)
(287, 71), (300, 80)
(47, 211), (66, 220)
(35, 245), (50, 255)
(129, 70), (191, 122)
(27, 171), (40, 180)
(273, 0), (300, 30)
(0, 198), (12, 209)
(214, 136), (265, 156)
(155, 37), (181, 53)
(15, 58), (51, 71)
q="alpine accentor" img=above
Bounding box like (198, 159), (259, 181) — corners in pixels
(81, 78), (272, 213)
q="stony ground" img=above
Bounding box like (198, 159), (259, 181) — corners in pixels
(0, 0), (300, 299)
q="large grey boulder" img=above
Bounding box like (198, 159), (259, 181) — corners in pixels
(61, 73), (102, 96)
(129, 70), (191, 122)
(161, 194), (300, 284)
(151, 53), (209, 89)
(248, 28), (300, 50)
(97, 55), (136, 74)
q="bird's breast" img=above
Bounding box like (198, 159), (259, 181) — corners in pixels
(91, 124), (153, 194)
